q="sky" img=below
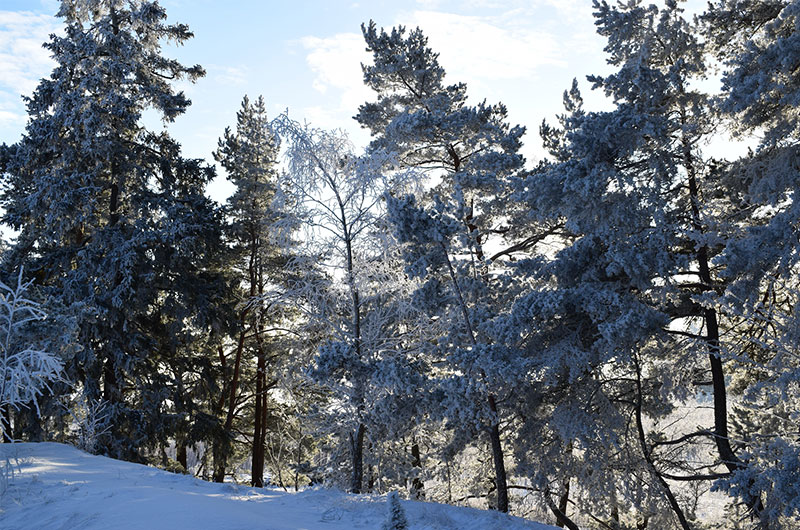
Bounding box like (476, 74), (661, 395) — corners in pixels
(0, 0), (686, 201)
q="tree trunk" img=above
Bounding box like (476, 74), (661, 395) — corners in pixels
(340, 213), (366, 495)
(251, 349), (266, 487)
(487, 394), (509, 513)
(555, 479), (570, 528)
(214, 320), (247, 483)
(295, 426), (303, 491)
(441, 242), (509, 512)
(410, 441), (424, 499)
(258, 377), (268, 478)
(544, 486), (581, 530)
(212, 438), (227, 483)
(177, 442), (188, 472)
(1, 404), (11, 442)
(350, 423), (365, 493)
(102, 352), (119, 403)
(680, 106), (763, 519)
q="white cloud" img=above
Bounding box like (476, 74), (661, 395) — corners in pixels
(297, 9), (566, 130)
(0, 107), (24, 128)
(415, 0), (444, 8)
(0, 11), (59, 96)
(297, 32), (373, 133)
(300, 33), (370, 97)
(405, 10), (564, 83)
(209, 64), (249, 87)
(0, 10), (60, 132)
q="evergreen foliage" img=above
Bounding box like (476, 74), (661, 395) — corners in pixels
(382, 491), (409, 530)
(212, 95), (294, 486)
(0, 0), (227, 459)
(356, 20), (545, 514)
(0, 1), (799, 527)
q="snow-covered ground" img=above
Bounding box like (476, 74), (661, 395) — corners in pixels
(0, 443), (555, 530)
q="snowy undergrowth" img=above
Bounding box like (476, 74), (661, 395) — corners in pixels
(0, 443), (555, 530)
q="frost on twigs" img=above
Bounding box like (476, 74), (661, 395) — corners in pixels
(0, 269), (64, 441)
(66, 394), (111, 453)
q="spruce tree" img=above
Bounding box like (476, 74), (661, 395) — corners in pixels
(0, 0), (226, 459)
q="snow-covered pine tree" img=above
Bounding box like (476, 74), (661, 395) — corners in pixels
(514, 1), (769, 526)
(356, 21), (546, 513)
(0, 0), (227, 459)
(213, 95), (292, 486)
(701, 0), (800, 523)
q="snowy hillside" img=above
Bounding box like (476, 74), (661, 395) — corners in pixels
(0, 443), (555, 530)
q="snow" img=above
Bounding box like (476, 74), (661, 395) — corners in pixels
(0, 443), (555, 530)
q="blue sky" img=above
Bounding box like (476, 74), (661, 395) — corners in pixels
(0, 0), (623, 199)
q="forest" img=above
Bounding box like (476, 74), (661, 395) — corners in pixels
(1, 0), (799, 529)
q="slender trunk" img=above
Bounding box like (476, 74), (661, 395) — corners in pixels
(252, 258), (270, 488)
(102, 358), (118, 403)
(1, 404), (11, 442)
(678, 104), (765, 520)
(214, 327), (246, 483)
(103, 179), (121, 404)
(684, 137), (740, 473)
(177, 442), (188, 472)
(679, 98), (743, 475)
(295, 426), (303, 491)
(555, 478), (570, 528)
(251, 348), (267, 487)
(252, 359), (264, 487)
(487, 395), (509, 513)
(105, 8), (121, 405)
(441, 242), (509, 512)
(224, 332), (246, 429)
(350, 423), (365, 493)
(258, 375), (268, 474)
(198, 443), (208, 480)
(340, 207), (366, 494)
(213, 326), (245, 483)
(544, 487), (581, 530)
(410, 441), (424, 499)
(610, 491), (620, 527)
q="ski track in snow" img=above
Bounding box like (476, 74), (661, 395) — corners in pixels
(0, 443), (555, 530)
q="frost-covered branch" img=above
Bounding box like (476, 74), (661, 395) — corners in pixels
(0, 270), (64, 440)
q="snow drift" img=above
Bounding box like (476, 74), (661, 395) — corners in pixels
(0, 443), (555, 530)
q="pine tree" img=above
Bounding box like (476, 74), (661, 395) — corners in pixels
(702, 0), (800, 523)
(0, 0), (226, 459)
(356, 21), (542, 513)
(513, 1), (762, 526)
(213, 95), (289, 486)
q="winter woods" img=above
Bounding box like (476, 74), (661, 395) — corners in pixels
(1, 0), (799, 528)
